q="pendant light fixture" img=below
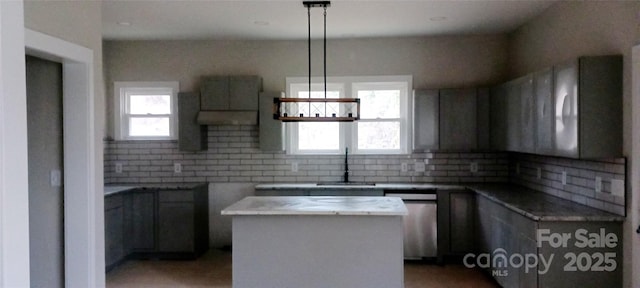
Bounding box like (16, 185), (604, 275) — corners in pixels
(273, 1), (360, 122)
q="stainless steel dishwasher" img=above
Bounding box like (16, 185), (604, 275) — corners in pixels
(385, 190), (437, 259)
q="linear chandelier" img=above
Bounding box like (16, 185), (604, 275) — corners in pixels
(273, 0), (361, 122)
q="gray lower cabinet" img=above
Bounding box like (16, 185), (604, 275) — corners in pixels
(475, 195), (621, 288)
(105, 194), (125, 271)
(438, 190), (475, 261)
(129, 190), (155, 251)
(178, 92), (207, 151)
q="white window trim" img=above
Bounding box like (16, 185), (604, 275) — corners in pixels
(113, 81), (179, 140)
(285, 75), (412, 155)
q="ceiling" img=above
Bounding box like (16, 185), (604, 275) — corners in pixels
(102, 0), (556, 41)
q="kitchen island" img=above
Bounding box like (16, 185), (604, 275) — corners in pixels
(222, 196), (408, 288)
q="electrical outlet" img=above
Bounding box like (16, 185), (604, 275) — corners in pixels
(536, 167), (541, 180)
(401, 163), (408, 172)
(470, 162), (478, 173)
(516, 163), (520, 175)
(174, 163), (182, 173)
(50, 169), (61, 187)
(595, 176), (602, 193)
(414, 162), (426, 173)
(561, 171), (567, 185)
(291, 162), (298, 172)
(115, 163), (123, 174)
(611, 179), (625, 197)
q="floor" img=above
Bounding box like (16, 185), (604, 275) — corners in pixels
(107, 249), (499, 288)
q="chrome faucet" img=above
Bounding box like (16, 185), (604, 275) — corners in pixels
(344, 147), (349, 183)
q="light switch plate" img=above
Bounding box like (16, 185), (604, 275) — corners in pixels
(115, 163), (123, 174)
(50, 169), (61, 187)
(470, 162), (478, 173)
(595, 176), (602, 193)
(414, 162), (426, 173)
(401, 163), (408, 172)
(611, 179), (625, 197)
(561, 171), (567, 185)
(536, 167), (541, 180)
(291, 162), (298, 172)
(174, 163), (182, 173)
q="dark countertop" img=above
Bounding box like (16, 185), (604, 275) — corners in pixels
(255, 182), (625, 222)
(104, 183), (207, 196)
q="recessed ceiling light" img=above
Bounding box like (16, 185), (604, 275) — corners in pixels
(117, 21), (132, 26)
(254, 21), (270, 26)
(429, 17), (447, 22)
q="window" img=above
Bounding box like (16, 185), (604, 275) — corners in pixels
(286, 76), (411, 155)
(114, 82), (179, 140)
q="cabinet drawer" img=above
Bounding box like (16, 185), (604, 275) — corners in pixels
(105, 194), (123, 210)
(159, 190), (194, 202)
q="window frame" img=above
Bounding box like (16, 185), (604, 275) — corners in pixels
(114, 81), (179, 141)
(285, 75), (412, 155)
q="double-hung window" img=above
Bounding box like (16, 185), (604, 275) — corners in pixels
(286, 76), (411, 155)
(114, 81), (179, 140)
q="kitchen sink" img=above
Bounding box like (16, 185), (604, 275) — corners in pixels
(316, 182), (376, 186)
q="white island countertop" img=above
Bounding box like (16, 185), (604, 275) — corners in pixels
(221, 196), (407, 216)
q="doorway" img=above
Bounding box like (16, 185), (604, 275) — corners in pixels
(26, 55), (65, 288)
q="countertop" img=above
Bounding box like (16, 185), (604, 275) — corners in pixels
(469, 183), (625, 222)
(254, 182), (624, 222)
(104, 183), (207, 196)
(221, 196), (408, 216)
(254, 183), (466, 190)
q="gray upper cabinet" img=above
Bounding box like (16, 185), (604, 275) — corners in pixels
(535, 68), (554, 155)
(439, 88), (477, 150)
(490, 85), (508, 151)
(476, 88), (491, 150)
(259, 92), (284, 151)
(505, 79), (521, 152)
(553, 56), (622, 158)
(178, 92), (207, 151)
(200, 75), (261, 111)
(413, 89), (439, 151)
(519, 75), (536, 153)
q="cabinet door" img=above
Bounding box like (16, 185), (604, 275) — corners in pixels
(505, 80), (521, 152)
(476, 88), (491, 150)
(229, 76), (260, 110)
(520, 75), (536, 153)
(439, 88), (477, 150)
(131, 191), (155, 251)
(200, 76), (229, 110)
(178, 92), (206, 151)
(553, 60), (579, 157)
(105, 204), (124, 268)
(490, 85), (508, 150)
(412, 89), (439, 151)
(449, 191), (475, 254)
(535, 68), (554, 155)
(259, 92), (284, 151)
(158, 202), (195, 252)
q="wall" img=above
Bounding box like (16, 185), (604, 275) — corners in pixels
(103, 35), (508, 138)
(507, 2), (640, 287)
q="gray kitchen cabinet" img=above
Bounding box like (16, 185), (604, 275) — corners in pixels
(476, 88), (491, 150)
(178, 92), (207, 151)
(535, 68), (555, 155)
(200, 75), (261, 111)
(519, 75), (536, 153)
(505, 79), (521, 152)
(158, 200), (195, 252)
(130, 190), (156, 252)
(438, 190), (475, 261)
(413, 89), (439, 151)
(105, 194), (125, 271)
(553, 56), (622, 158)
(490, 85), (508, 151)
(259, 92), (284, 151)
(439, 88), (477, 150)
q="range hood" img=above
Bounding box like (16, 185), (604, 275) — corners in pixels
(196, 111), (258, 125)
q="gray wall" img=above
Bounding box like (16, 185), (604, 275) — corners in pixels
(26, 56), (64, 288)
(103, 34), (508, 138)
